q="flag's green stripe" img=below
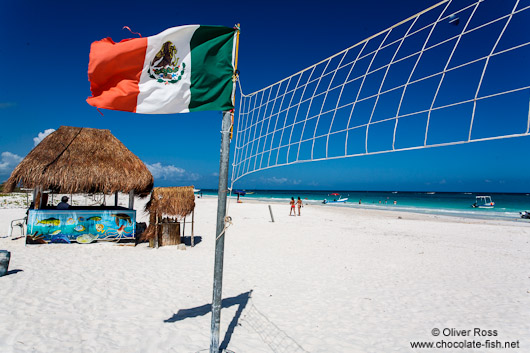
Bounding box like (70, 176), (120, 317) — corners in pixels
(189, 26), (235, 112)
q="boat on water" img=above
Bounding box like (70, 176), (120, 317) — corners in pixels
(323, 193), (348, 204)
(472, 195), (495, 208)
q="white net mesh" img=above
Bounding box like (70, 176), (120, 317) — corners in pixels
(231, 0), (530, 184)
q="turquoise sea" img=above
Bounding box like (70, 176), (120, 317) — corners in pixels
(198, 189), (530, 221)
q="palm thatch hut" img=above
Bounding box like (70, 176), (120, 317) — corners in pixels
(4, 126), (153, 244)
(142, 186), (196, 247)
(4, 126), (153, 206)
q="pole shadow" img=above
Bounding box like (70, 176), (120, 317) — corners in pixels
(181, 236), (202, 246)
(164, 290), (252, 351)
(2, 269), (23, 277)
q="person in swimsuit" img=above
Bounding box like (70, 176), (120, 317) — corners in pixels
(296, 197), (302, 216)
(290, 197), (295, 216)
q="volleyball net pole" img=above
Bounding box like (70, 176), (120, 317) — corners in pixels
(210, 24), (240, 353)
(210, 109), (232, 353)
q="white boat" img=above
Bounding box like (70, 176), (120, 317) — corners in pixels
(323, 198), (348, 204)
(322, 192), (348, 204)
(472, 195), (495, 208)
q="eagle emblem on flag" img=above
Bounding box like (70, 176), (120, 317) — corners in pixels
(147, 41), (186, 84)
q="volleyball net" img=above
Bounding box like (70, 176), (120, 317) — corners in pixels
(231, 0), (530, 184)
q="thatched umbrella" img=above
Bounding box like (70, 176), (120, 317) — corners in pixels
(142, 186), (196, 247)
(3, 126), (153, 196)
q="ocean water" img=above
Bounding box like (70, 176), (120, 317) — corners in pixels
(197, 189), (530, 221)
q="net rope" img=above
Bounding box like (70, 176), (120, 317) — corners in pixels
(231, 0), (530, 184)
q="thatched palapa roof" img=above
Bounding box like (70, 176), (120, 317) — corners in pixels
(140, 186), (196, 241)
(145, 186), (196, 218)
(3, 126), (153, 195)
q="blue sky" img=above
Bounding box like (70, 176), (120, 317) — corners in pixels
(1, 0), (529, 192)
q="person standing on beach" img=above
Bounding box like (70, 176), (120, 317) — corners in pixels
(290, 197), (296, 216)
(297, 197), (303, 216)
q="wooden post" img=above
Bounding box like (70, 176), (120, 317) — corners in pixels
(191, 209), (195, 247)
(35, 187), (42, 209)
(128, 190), (135, 209)
(32, 188), (37, 208)
(154, 213), (159, 249)
(268, 205), (275, 222)
(182, 215), (186, 238)
(148, 210), (156, 248)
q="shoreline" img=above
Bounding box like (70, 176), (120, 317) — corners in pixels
(201, 194), (530, 224)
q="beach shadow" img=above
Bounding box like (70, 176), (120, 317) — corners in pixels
(164, 290), (252, 351)
(3, 269), (23, 276)
(181, 236), (202, 246)
(241, 301), (310, 353)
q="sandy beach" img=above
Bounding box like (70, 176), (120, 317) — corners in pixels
(1, 196), (529, 353)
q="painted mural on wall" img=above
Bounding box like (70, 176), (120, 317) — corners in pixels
(27, 209), (136, 244)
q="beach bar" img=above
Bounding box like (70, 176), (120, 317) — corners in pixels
(142, 186), (196, 248)
(3, 126), (153, 244)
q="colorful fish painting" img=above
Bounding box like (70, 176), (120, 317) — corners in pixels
(110, 214), (132, 226)
(50, 234), (71, 244)
(78, 217), (85, 222)
(87, 216), (102, 221)
(66, 218), (75, 225)
(74, 225), (86, 232)
(50, 230), (61, 235)
(76, 234), (97, 244)
(37, 218), (60, 226)
(95, 224), (105, 233)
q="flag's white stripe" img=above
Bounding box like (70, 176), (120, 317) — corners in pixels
(136, 25), (199, 114)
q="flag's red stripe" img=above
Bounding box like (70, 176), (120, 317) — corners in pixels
(86, 37), (147, 112)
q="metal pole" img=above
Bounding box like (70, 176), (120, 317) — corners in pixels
(210, 110), (232, 353)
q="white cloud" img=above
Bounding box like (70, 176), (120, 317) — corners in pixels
(0, 151), (23, 174)
(146, 162), (200, 181)
(260, 176), (301, 185)
(33, 128), (55, 146)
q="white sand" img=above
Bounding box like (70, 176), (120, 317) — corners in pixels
(1, 196), (529, 353)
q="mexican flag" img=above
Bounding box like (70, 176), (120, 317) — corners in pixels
(87, 25), (237, 114)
